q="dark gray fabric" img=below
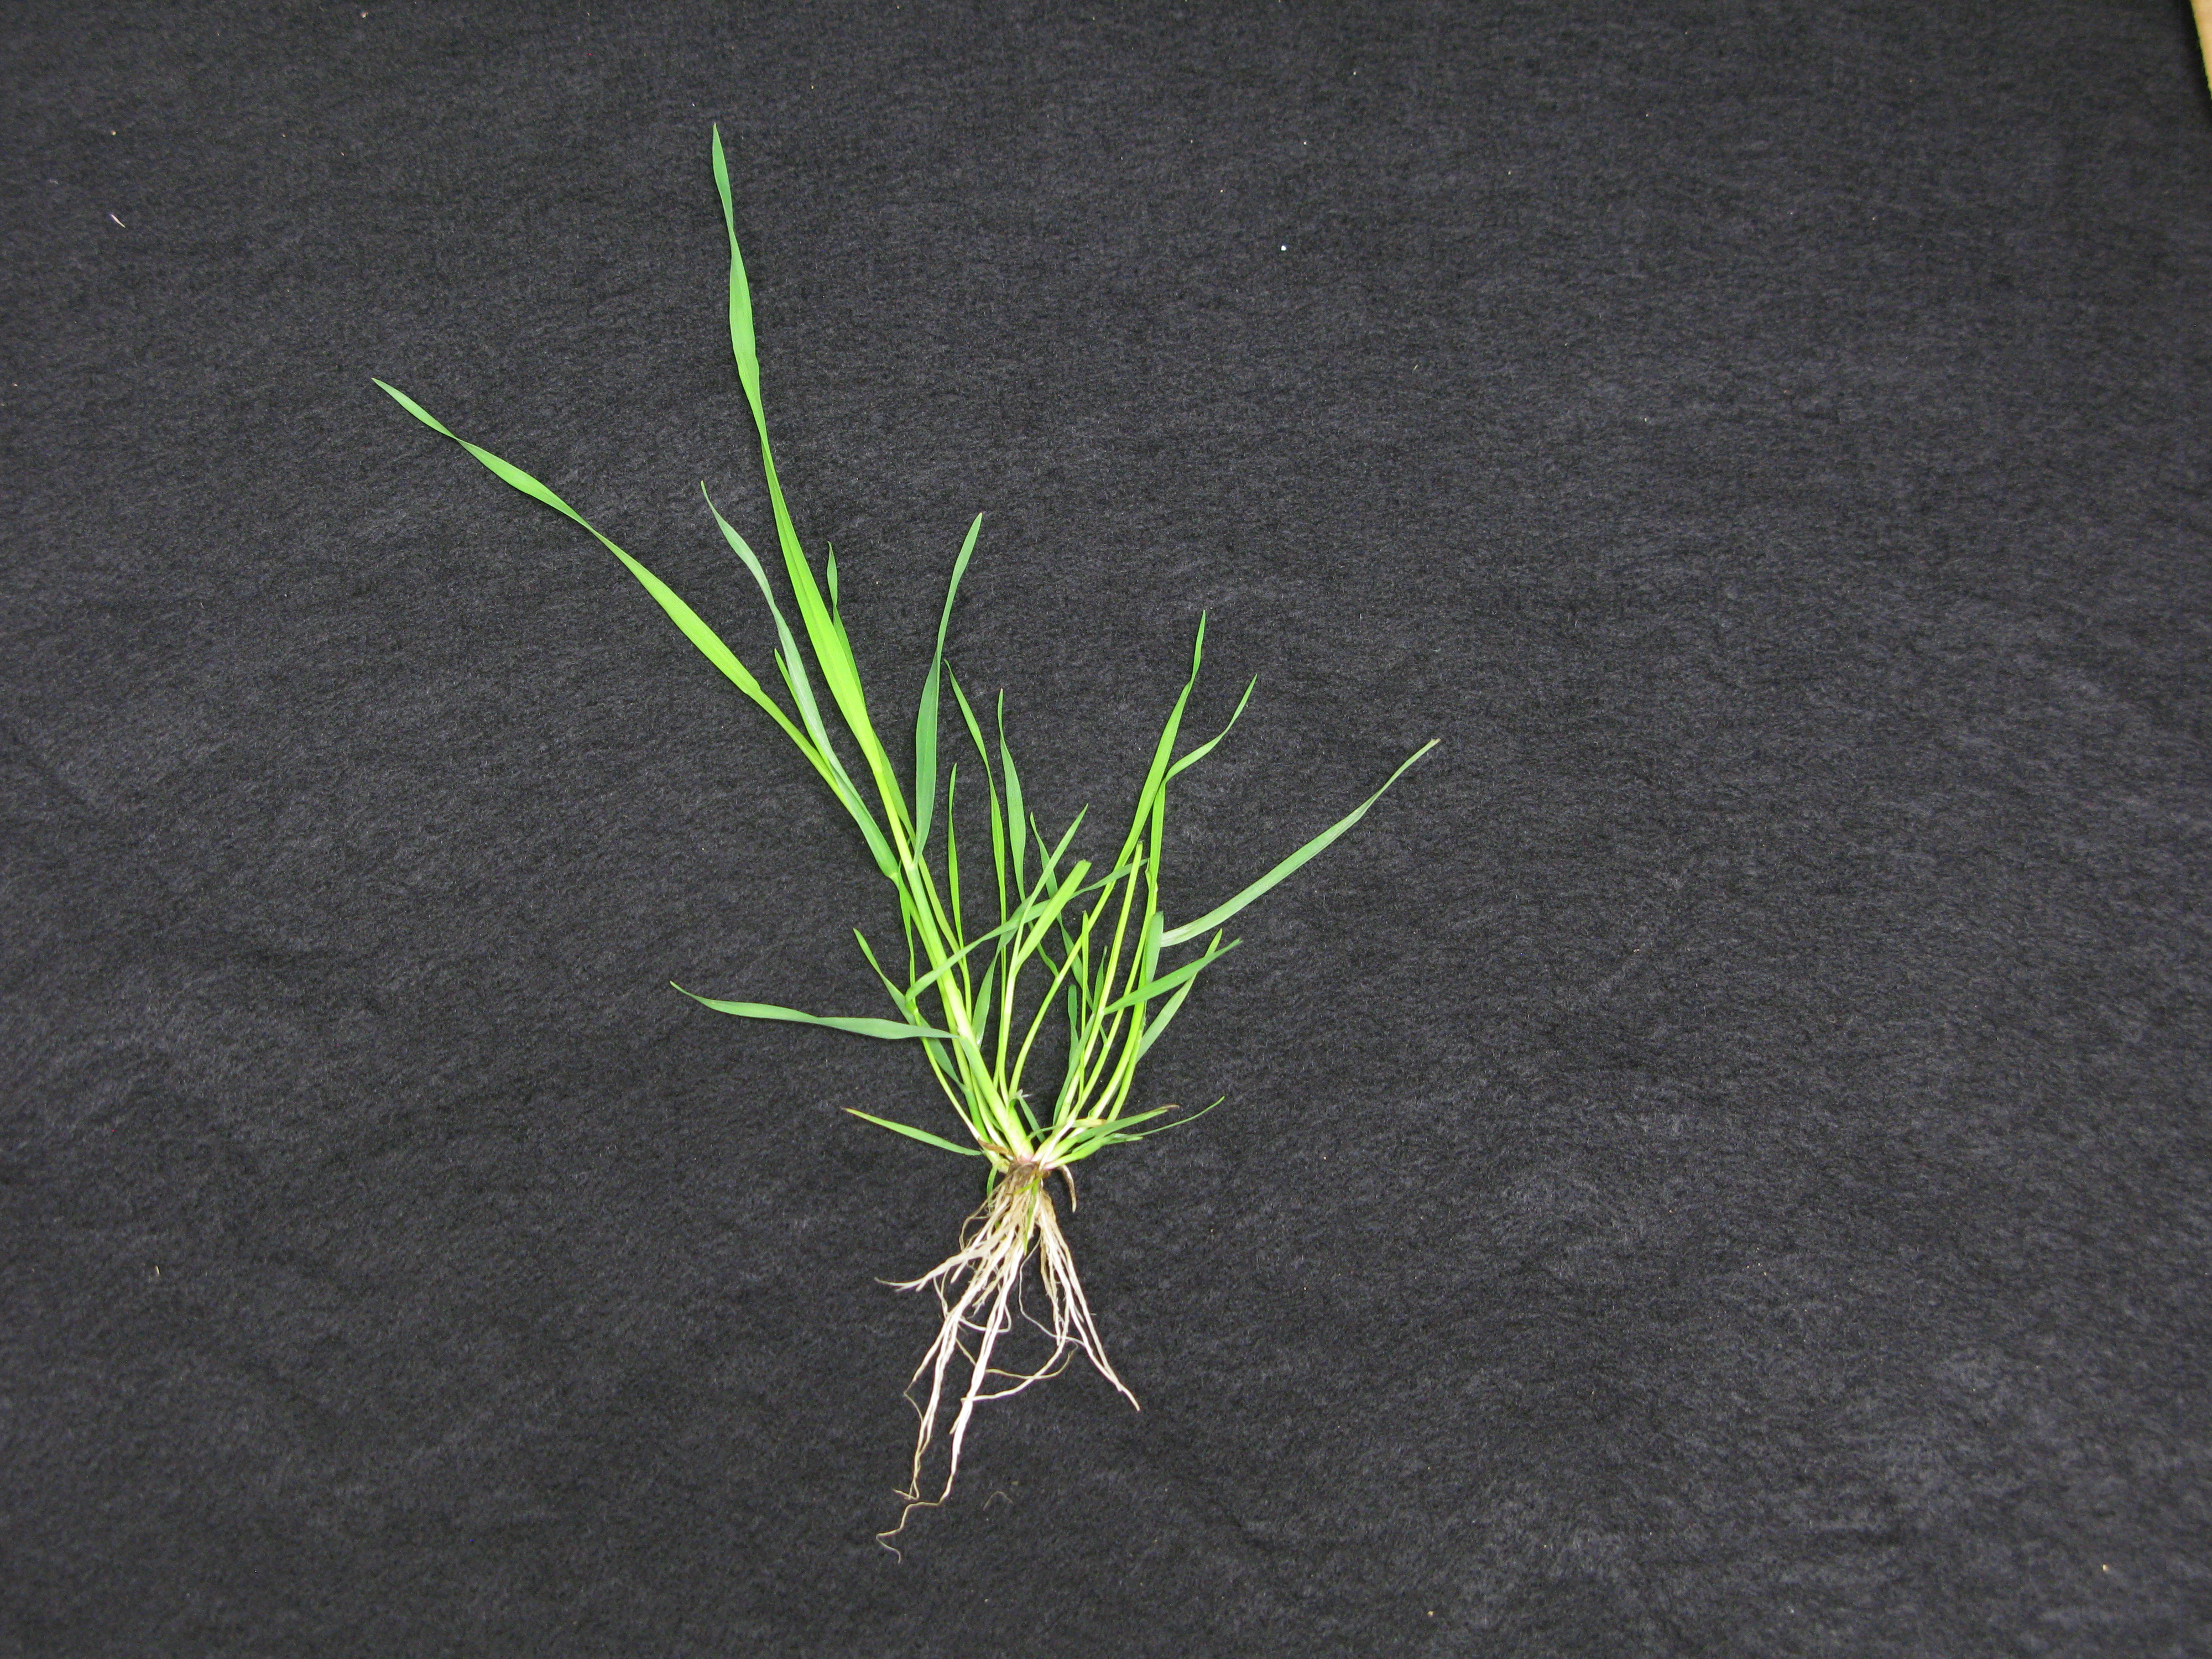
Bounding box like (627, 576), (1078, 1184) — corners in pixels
(7, 2), (2209, 1652)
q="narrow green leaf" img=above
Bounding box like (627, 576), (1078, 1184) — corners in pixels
(1015, 857), (1092, 957)
(703, 489), (834, 755)
(1025, 807), (1087, 911)
(948, 671), (1009, 930)
(948, 670), (993, 770)
(1168, 675), (1258, 780)
(944, 762), (965, 952)
(915, 513), (984, 848)
(845, 1108), (984, 1156)
(998, 692), (1027, 891)
(1138, 909), (1164, 987)
(1051, 1103), (1178, 1160)
(1135, 970), (1198, 1061)
(711, 126), (762, 407)
(1109, 612), (1207, 874)
(1055, 1099), (1220, 1162)
(1100, 933), (1238, 1018)
(713, 131), (909, 842)
(674, 984), (954, 1041)
(1110, 1095), (1223, 1142)
(1061, 1103), (1179, 1134)
(373, 383), (841, 787)
(1157, 739), (1439, 950)
(702, 487), (899, 880)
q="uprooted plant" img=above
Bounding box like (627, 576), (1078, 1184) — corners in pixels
(378, 129), (1435, 1542)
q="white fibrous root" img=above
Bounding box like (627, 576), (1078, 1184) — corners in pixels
(881, 1156), (1136, 1544)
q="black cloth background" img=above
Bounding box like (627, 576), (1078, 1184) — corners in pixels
(6, 2), (2210, 1653)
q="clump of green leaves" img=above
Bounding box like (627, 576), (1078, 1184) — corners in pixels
(379, 129), (1434, 1540)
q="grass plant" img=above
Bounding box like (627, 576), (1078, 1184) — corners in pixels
(378, 130), (1436, 1542)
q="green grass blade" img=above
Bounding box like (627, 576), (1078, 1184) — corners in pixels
(1134, 982), (1194, 1061)
(1100, 933), (1238, 1018)
(1029, 807), (1086, 890)
(712, 131), (910, 842)
(943, 763), (966, 959)
(1014, 857), (1093, 959)
(711, 127), (763, 413)
(948, 671), (992, 768)
(701, 487), (901, 879)
(1135, 967), (1200, 1060)
(947, 672), (1009, 930)
(1062, 1103), (1179, 1136)
(1104, 1095), (1223, 1145)
(674, 984), (954, 1041)
(1157, 738), (1438, 950)
(374, 382), (838, 771)
(1111, 613), (1207, 868)
(1048, 1103), (1176, 1163)
(844, 1109), (985, 1156)
(707, 142), (882, 848)
(703, 489), (837, 755)
(915, 514), (984, 848)
(1138, 909), (1164, 987)
(1168, 676), (1258, 780)
(997, 692), (1027, 892)
(850, 928), (934, 1031)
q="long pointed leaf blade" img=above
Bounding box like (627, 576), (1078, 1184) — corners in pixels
(1052, 1103), (1179, 1157)
(845, 1109), (984, 1156)
(673, 984), (954, 1041)
(1108, 1095), (1223, 1143)
(947, 671), (1009, 926)
(1100, 935), (1238, 1018)
(948, 671), (993, 769)
(1157, 739), (1439, 950)
(1133, 922), (1211, 1062)
(1055, 1098), (1223, 1162)
(1168, 675), (1258, 780)
(1112, 613), (1207, 868)
(698, 486), (901, 878)
(915, 513), (984, 847)
(375, 382), (817, 753)
(712, 133), (908, 837)
(711, 126), (763, 406)
(703, 487), (836, 753)
(1014, 858), (1093, 957)
(1134, 973), (1198, 1061)
(998, 691), (1027, 889)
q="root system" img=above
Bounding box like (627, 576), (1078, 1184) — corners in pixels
(882, 1157), (1135, 1545)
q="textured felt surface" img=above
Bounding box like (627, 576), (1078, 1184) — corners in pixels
(6, 1), (2211, 1653)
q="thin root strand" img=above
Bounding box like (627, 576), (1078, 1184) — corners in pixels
(877, 1160), (1134, 1547)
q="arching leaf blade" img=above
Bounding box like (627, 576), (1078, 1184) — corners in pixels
(674, 984), (954, 1042)
(1157, 739), (1439, 950)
